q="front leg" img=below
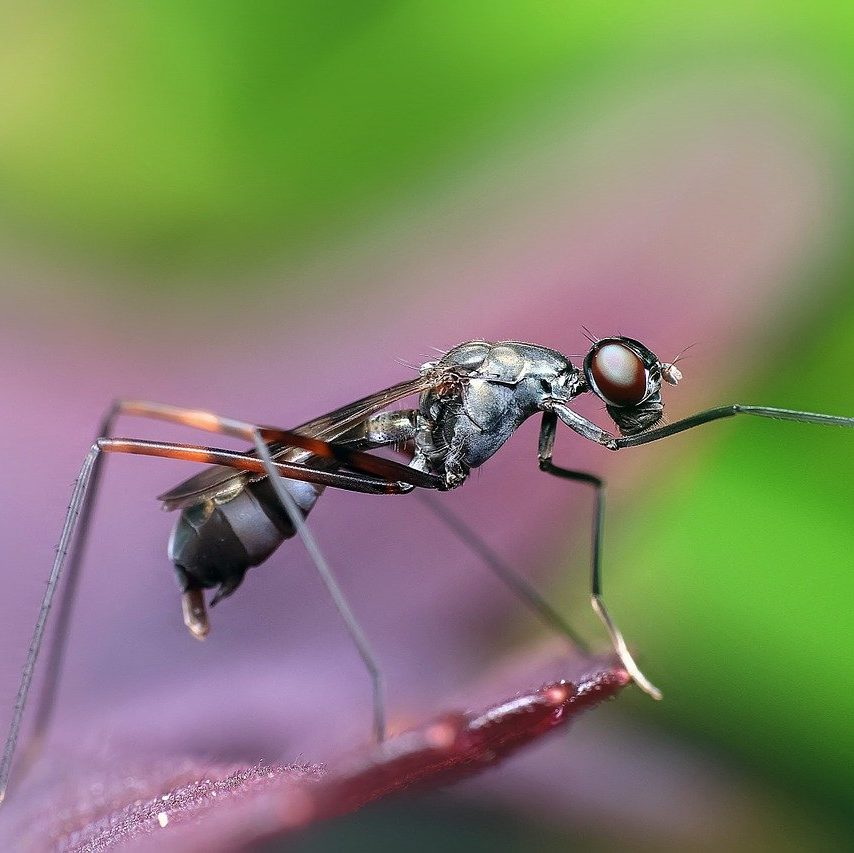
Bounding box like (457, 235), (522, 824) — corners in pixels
(544, 400), (619, 449)
(613, 404), (854, 448)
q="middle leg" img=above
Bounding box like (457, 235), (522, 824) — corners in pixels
(414, 492), (590, 652)
(538, 412), (662, 699)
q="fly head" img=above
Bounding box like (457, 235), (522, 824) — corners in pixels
(582, 335), (682, 436)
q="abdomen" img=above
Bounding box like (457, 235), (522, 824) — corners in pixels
(168, 477), (323, 599)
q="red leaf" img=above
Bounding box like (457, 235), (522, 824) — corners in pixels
(6, 663), (627, 851)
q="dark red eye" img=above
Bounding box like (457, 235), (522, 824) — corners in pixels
(589, 343), (648, 406)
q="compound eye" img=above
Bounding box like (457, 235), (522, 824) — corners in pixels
(589, 343), (648, 406)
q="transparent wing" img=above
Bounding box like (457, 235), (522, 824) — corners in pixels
(158, 373), (438, 510)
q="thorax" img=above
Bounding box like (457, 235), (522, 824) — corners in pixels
(414, 340), (581, 485)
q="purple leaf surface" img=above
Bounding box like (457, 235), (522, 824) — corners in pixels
(4, 659), (627, 851)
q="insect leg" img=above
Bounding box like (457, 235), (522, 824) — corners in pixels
(343, 410), (592, 649)
(5, 397), (147, 798)
(114, 435), (408, 742)
(20, 402), (128, 786)
(414, 493), (590, 652)
(114, 399), (441, 489)
(537, 412), (662, 700)
(0, 445), (99, 805)
(248, 430), (386, 742)
(102, 439), (418, 492)
(27, 439), (418, 787)
(108, 397), (401, 743)
(613, 405), (854, 449)
(114, 401), (448, 741)
(2, 437), (410, 805)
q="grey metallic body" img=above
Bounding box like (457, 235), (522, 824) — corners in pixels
(166, 340), (587, 599)
(411, 340), (585, 487)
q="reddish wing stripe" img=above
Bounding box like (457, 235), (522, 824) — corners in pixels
(158, 371), (444, 508)
(258, 427), (440, 489)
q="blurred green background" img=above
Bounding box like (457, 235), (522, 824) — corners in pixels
(2, 3), (854, 850)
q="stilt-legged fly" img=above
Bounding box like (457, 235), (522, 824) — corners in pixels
(2, 335), (852, 804)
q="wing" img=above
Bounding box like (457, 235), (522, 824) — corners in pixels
(289, 373), (436, 440)
(157, 372), (438, 510)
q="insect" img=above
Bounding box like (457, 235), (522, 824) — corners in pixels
(2, 335), (852, 804)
